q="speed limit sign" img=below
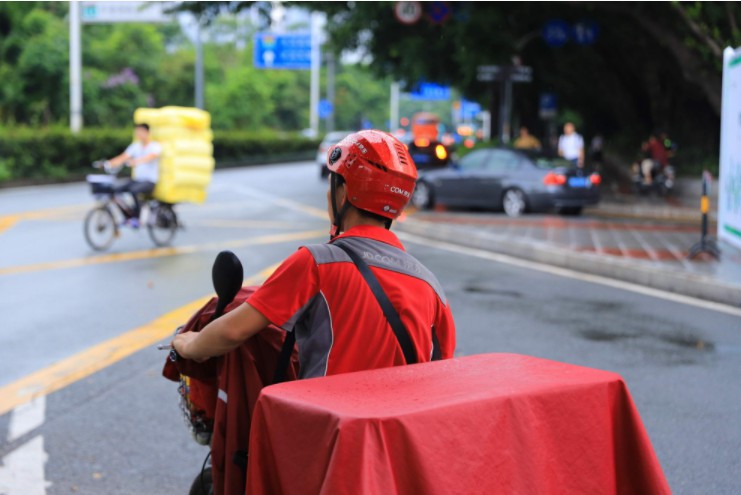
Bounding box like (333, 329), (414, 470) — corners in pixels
(394, 1), (423, 25)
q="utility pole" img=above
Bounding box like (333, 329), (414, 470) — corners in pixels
(390, 82), (400, 133)
(194, 18), (204, 109)
(69, 1), (82, 133)
(309, 12), (321, 138)
(477, 65), (532, 144)
(326, 51), (335, 133)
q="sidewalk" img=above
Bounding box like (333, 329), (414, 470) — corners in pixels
(586, 188), (716, 223)
(397, 211), (741, 307)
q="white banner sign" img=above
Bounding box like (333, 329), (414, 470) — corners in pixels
(719, 46), (741, 249)
(81, 1), (170, 24)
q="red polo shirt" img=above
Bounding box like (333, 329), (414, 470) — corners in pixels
(247, 225), (456, 378)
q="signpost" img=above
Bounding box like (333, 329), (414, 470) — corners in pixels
(477, 65), (533, 143)
(409, 82), (451, 101)
(718, 46), (741, 249)
(572, 21), (599, 46)
(539, 93), (557, 120)
(394, 1), (423, 25)
(542, 19), (570, 48)
(461, 100), (482, 120)
(81, 1), (169, 23)
(426, 1), (452, 25)
(69, 1), (172, 132)
(318, 100), (334, 120)
(253, 33), (312, 70)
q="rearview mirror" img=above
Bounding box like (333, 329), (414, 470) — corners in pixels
(211, 250), (243, 321)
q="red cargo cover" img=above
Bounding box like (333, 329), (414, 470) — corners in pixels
(162, 286), (299, 495)
(247, 353), (670, 495)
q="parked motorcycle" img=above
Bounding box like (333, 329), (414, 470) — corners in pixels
(631, 160), (675, 196)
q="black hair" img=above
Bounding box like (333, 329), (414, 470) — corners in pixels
(135, 123), (150, 131)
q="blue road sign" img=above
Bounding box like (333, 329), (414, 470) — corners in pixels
(542, 19), (570, 48)
(319, 99), (333, 119)
(572, 21), (599, 46)
(426, 1), (451, 25)
(409, 82), (451, 101)
(461, 100), (482, 119)
(539, 92), (558, 119)
(254, 32), (311, 70)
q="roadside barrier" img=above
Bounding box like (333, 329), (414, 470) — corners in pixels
(688, 170), (721, 260)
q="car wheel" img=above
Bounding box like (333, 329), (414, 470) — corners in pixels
(412, 181), (435, 209)
(502, 189), (527, 217)
(557, 206), (583, 216)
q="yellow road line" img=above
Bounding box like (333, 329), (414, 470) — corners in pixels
(0, 204), (89, 236)
(0, 263), (280, 417)
(0, 229), (325, 277)
(188, 219), (297, 229)
(0, 217), (18, 236)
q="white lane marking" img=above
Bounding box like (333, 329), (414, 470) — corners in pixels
(0, 435), (51, 495)
(7, 396), (45, 442)
(399, 232), (741, 318)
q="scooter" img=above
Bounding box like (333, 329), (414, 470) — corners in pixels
(631, 160), (675, 196)
(160, 251), (299, 495)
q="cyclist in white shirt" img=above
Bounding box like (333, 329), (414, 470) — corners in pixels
(557, 122), (585, 168)
(107, 123), (162, 227)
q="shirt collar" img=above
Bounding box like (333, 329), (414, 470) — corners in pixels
(332, 225), (405, 251)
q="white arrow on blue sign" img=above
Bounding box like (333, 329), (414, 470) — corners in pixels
(254, 32), (312, 70)
(542, 19), (571, 48)
(572, 21), (599, 46)
(409, 82), (451, 101)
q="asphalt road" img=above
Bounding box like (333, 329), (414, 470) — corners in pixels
(0, 161), (739, 495)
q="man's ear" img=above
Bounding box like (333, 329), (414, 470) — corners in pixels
(335, 183), (347, 207)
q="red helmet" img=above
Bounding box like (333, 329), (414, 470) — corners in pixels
(326, 130), (418, 220)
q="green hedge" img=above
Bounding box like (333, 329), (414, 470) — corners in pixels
(0, 127), (320, 183)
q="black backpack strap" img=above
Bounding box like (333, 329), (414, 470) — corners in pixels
(431, 326), (442, 361)
(333, 242), (418, 365)
(273, 329), (296, 384)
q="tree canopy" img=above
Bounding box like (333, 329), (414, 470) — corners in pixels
(313, 2), (739, 154)
(0, 2), (393, 132)
(185, 1), (739, 161)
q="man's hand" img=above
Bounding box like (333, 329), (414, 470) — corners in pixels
(170, 303), (271, 363)
(172, 332), (207, 363)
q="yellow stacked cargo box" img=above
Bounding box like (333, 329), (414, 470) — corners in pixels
(133, 106), (215, 204)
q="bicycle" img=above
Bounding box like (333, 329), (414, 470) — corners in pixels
(84, 161), (179, 251)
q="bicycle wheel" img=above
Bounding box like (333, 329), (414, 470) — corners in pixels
(147, 203), (178, 247)
(83, 206), (117, 251)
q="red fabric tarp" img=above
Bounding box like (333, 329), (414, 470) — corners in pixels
(162, 286), (299, 495)
(247, 353), (670, 495)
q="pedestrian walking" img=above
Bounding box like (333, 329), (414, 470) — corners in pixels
(558, 122), (585, 168)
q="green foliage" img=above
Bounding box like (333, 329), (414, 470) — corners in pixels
(310, 1), (741, 159)
(0, 127), (319, 182)
(0, 4), (394, 136)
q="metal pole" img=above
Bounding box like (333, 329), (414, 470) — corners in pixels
(502, 77), (513, 144)
(309, 13), (321, 138)
(481, 111), (491, 141)
(326, 51), (335, 133)
(69, 0), (82, 133)
(390, 82), (400, 133)
(195, 18), (204, 109)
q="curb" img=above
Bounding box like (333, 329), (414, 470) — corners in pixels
(585, 203), (717, 224)
(396, 219), (741, 308)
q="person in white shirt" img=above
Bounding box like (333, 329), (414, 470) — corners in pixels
(557, 122), (585, 168)
(107, 123), (162, 226)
